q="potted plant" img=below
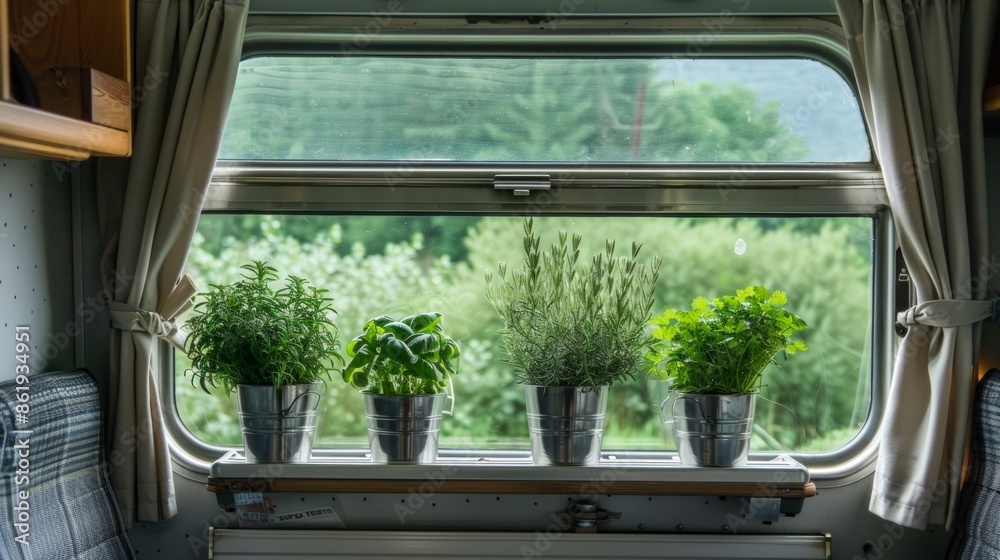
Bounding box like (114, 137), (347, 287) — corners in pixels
(647, 285), (807, 467)
(486, 218), (661, 465)
(342, 312), (461, 464)
(184, 261), (342, 463)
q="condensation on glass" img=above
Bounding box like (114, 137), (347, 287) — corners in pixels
(218, 57), (871, 163)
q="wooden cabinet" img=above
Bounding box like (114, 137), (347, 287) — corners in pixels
(0, 0), (131, 160)
(985, 12), (1000, 122)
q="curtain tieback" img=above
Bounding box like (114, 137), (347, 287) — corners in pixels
(108, 275), (198, 352)
(896, 298), (996, 328)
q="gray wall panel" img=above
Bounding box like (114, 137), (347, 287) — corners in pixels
(0, 159), (74, 381)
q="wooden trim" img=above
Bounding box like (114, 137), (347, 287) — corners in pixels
(0, 0), (9, 102)
(207, 477), (818, 499)
(0, 135), (87, 159)
(985, 84), (1000, 118)
(0, 101), (130, 158)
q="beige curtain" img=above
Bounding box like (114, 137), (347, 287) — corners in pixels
(834, 0), (997, 530)
(97, 0), (248, 524)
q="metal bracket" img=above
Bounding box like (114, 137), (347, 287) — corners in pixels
(743, 497), (782, 523)
(567, 500), (621, 533)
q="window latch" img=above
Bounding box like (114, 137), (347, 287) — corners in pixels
(894, 247), (911, 337)
(493, 175), (551, 197)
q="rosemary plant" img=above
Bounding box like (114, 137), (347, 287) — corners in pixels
(184, 261), (342, 394)
(486, 218), (661, 388)
(647, 285), (808, 394)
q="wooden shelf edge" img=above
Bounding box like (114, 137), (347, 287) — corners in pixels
(207, 477), (817, 499)
(0, 101), (131, 159)
(984, 84), (1000, 118)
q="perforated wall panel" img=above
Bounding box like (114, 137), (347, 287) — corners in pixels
(0, 159), (75, 381)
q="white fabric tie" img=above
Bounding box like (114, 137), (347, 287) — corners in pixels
(109, 275), (198, 351)
(896, 299), (995, 328)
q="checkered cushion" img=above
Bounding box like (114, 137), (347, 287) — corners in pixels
(0, 369), (133, 560)
(948, 369), (1000, 559)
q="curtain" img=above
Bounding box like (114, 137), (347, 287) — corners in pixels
(96, 0), (248, 525)
(834, 0), (997, 530)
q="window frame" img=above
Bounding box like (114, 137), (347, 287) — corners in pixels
(163, 14), (892, 481)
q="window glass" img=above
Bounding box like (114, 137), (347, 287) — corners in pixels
(176, 214), (873, 454)
(218, 57), (871, 163)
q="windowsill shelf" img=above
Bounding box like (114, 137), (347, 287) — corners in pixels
(207, 451), (815, 499)
(0, 101), (131, 160)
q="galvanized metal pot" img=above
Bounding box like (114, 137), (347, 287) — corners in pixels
(237, 383), (321, 463)
(364, 393), (445, 464)
(524, 385), (608, 466)
(668, 392), (756, 467)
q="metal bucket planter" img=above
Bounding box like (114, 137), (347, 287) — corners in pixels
(237, 383), (321, 463)
(524, 385), (608, 466)
(668, 392), (756, 467)
(364, 393), (445, 464)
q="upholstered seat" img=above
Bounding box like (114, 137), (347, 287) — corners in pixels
(948, 368), (1000, 559)
(0, 369), (133, 560)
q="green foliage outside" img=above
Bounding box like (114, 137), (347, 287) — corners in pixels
(177, 215), (872, 453)
(218, 57), (806, 163)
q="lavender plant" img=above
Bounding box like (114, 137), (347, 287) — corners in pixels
(486, 218), (661, 388)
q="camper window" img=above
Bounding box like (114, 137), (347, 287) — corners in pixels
(166, 19), (888, 476)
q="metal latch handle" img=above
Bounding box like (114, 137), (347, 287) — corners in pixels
(494, 174), (551, 196)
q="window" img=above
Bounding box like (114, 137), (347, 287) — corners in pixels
(170, 18), (888, 475)
(218, 56), (869, 163)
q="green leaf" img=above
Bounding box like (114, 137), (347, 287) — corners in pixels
(342, 345), (374, 386)
(382, 321), (415, 339)
(409, 358), (444, 381)
(402, 312), (443, 333)
(440, 340), (461, 361)
(380, 335), (419, 364)
(406, 333), (442, 356)
(346, 336), (367, 357)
